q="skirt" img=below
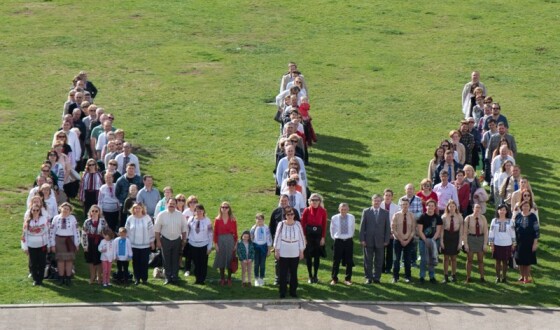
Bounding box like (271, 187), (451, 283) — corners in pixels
(55, 235), (76, 261)
(467, 235), (485, 253)
(213, 234), (234, 269)
(492, 245), (512, 261)
(304, 225), (325, 258)
(84, 236), (102, 265)
(442, 230), (460, 255)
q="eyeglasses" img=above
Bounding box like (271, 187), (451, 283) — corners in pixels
(42, 169), (50, 172)
(48, 153), (57, 157)
(91, 210), (99, 213)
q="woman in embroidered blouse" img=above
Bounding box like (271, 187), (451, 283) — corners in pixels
(187, 204), (213, 285)
(301, 193), (327, 284)
(125, 202), (155, 285)
(213, 201), (238, 286)
(79, 159), (104, 216)
(488, 204), (516, 283)
(50, 202), (80, 285)
(274, 206), (305, 298)
(39, 183), (58, 221)
(81, 204), (108, 284)
(98, 172), (121, 233)
(513, 201), (539, 284)
(463, 204), (488, 283)
(182, 195), (198, 277)
(21, 206), (50, 286)
(440, 200), (463, 283)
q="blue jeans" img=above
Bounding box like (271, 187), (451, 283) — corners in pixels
(253, 244), (267, 278)
(419, 239), (435, 279)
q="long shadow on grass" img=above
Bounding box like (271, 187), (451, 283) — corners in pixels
(306, 134), (372, 210)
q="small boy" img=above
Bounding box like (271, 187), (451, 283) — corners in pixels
(113, 227), (133, 284)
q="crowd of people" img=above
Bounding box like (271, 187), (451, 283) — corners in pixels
(21, 68), (539, 299)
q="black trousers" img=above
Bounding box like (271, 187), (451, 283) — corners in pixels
(116, 260), (130, 281)
(279, 257), (299, 297)
(83, 190), (98, 216)
(332, 238), (354, 281)
(189, 244), (209, 283)
(393, 240), (413, 280)
(383, 238), (394, 273)
(104, 211), (120, 233)
(132, 247), (150, 282)
(29, 246), (47, 284)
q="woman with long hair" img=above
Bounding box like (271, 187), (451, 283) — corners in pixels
(213, 201), (238, 286)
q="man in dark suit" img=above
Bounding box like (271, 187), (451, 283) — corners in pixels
(360, 194), (391, 284)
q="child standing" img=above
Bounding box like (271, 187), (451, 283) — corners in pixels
(237, 230), (254, 287)
(250, 213), (272, 286)
(113, 227), (133, 284)
(98, 228), (116, 287)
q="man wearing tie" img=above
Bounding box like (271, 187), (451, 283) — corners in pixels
(360, 194), (391, 284)
(115, 142), (140, 176)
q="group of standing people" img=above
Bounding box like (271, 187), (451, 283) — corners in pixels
(21, 68), (540, 297)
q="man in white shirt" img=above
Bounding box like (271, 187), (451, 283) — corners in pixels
(330, 203), (355, 285)
(154, 198), (188, 285)
(433, 171), (460, 214)
(115, 142), (141, 176)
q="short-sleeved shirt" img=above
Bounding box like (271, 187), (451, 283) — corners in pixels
(417, 213), (443, 239)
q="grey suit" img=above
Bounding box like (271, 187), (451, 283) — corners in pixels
(359, 207), (391, 281)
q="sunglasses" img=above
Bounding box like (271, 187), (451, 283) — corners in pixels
(286, 212), (294, 216)
(221, 206), (230, 209)
(177, 199), (186, 202)
(311, 199), (320, 202)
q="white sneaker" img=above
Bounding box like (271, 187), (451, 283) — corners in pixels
(254, 279), (260, 287)
(259, 278), (265, 286)
(184, 271), (190, 277)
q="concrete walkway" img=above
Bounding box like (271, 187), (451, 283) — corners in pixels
(1, 300), (559, 329)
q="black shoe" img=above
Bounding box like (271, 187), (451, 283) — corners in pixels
(290, 294), (298, 298)
(313, 277), (319, 284)
(451, 275), (457, 283)
(441, 275), (449, 284)
(501, 277), (507, 283)
(495, 277), (501, 283)
(280, 294), (286, 299)
(373, 279), (381, 284)
(65, 276), (71, 286)
(392, 278), (399, 284)
(419, 278), (425, 284)
(480, 277), (486, 283)
(429, 278), (437, 284)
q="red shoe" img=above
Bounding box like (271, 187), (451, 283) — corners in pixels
(524, 278), (532, 284)
(227, 279), (233, 286)
(219, 279), (225, 286)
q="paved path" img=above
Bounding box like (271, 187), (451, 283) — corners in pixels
(1, 300), (559, 329)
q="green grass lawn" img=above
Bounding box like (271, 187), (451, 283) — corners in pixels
(0, 0), (559, 306)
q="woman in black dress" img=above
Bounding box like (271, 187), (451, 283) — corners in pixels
(514, 201), (539, 284)
(440, 200), (463, 283)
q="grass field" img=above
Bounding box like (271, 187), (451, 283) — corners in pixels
(0, 0), (559, 305)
